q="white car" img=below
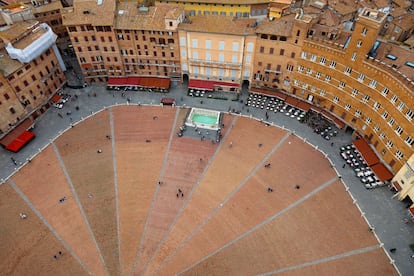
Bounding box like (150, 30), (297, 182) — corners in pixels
(53, 102), (63, 109)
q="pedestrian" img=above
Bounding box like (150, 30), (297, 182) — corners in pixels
(390, 248), (397, 253)
(176, 193), (179, 198)
(229, 142), (233, 148)
(342, 163), (346, 168)
(331, 142), (334, 147)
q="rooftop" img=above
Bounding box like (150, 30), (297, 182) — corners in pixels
(178, 15), (257, 35)
(62, 0), (116, 27)
(0, 48), (22, 77)
(255, 14), (295, 36)
(0, 20), (39, 45)
(114, 2), (183, 31)
(375, 42), (414, 80)
(158, 0), (270, 4)
(30, 0), (63, 14)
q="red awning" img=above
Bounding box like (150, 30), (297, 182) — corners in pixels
(188, 79), (239, 91)
(50, 93), (62, 103)
(371, 163), (393, 182)
(0, 118), (34, 147)
(296, 101), (312, 111)
(362, 150), (380, 166)
(285, 96), (299, 107)
(126, 76), (140, 86)
(107, 77), (128, 86)
(189, 79), (214, 91)
(353, 139), (379, 166)
(392, 181), (402, 191)
(5, 131), (35, 152)
(333, 118), (346, 129)
(161, 98), (175, 105)
(353, 139), (371, 154)
(408, 207), (414, 218)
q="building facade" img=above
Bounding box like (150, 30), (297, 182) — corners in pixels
(179, 15), (257, 92)
(0, 20), (66, 136)
(251, 12), (312, 92)
(62, 1), (184, 83)
(292, 8), (414, 172)
(156, 0), (269, 18)
(393, 153), (414, 205)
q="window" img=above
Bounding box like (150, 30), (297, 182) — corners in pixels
(260, 46), (264, 53)
(382, 111), (388, 119)
(118, 34), (124, 40)
(9, 107), (15, 114)
(180, 37), (186, 46)
(269, 48), (274, 54)
(325, 75), (331, 82)
(329, 60), (336, 68)
(395, 126), (403, 136)
(405, 136), (414, 146)
(301, 51), (307, 59)
(68, 26), (77, 32)
(291, 52), (295, 58)
(339, 81), (346, 89)
(205, 39), (211, 49)
(357, 74), (365, 82)
(365, 117), (372, 124)
(357, 40), (362, 47)
(319, 57), (326, 64)
(381, 87), (389, 96)
(351, 52), (357, 61)
(386, 140), (393, 148)
(406, 109), (414, 120)
(351, 88), (359, 97)
(232, 42), (239, 51)
(232, 55), (238, 64)
(192, 39), (198, 48)
(280, 49), (285, 55)
(397, 102), (405, 111)
(247, 42), (254, 52)
(355, 109), (362, 117)
(391, 95), (398, 103)
(345, 104), (351, 111)
(306, 68), (312, 75)
(219, 41), (225, 50)
(379, 132), (386, 139)
(369, 79), (377, 88)
(395, 150), (404, 160)
(319, 89), (326, 96)
(344, 67), (352, 75)
(298, 65), (304, 72)
(286, 64), (294, 71)
(362, 94), (370, 103)
(373, 102), (381, 110)
(333, 96), (339, 103)
(4, 93), (10, 100)
(388, 117), (395, 126)
(315, 72), (321, 79)
(310, 54), (316, 61)
(374, 124), (380, 132)
(362, 28), (368, 35)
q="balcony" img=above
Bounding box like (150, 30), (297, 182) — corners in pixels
(188, 59), (242, 69)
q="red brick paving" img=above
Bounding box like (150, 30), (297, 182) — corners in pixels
(134, 130), (218, 274)
(145, 116), (287, 275)
(182, 181), (387, 275)
(0, 183), (88, 276)
(11, 146), (107, 275)
(157, 134), (337, 273)
(113, 106), (176, 276)
(55, 109), (120, 275)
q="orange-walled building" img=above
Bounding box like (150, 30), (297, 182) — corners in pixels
(0, 20), (66, 138)
(292, 7), (414, 172)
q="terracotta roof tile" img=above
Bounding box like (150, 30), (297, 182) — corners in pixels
(115, 2), (184, 31)
(255, 14), (295, 36)
(62, 0), (116, 26)
(178, 15), (257, 35)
